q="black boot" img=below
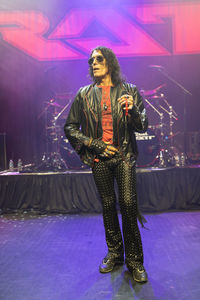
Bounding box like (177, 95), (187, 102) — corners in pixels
(128, 264), (148, 283)
(99, 252), (124, 273)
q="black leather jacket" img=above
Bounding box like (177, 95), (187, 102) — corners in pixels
(64, 83), (148, 167)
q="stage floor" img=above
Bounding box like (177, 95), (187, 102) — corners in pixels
(0, 166), (200, 214)
(0, 211), (200, 300)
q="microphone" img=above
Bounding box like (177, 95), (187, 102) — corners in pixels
(121, 91), (129, 143)
(125, 100), (128, 116)
(149, 65), (165, 69)
(121, 91), (129, 116)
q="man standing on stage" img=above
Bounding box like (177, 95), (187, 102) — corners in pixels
(64, 46), (148, 283)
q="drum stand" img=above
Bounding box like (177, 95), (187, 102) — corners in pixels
(145, 94), (179, 167)
(142, 83), (181, 168)
(36, 100), (69, 172)
(152, 67), (192, 164)
(158, 98), (179, 166)
(37, 119), (68, 172)
(145, 98), (165, 167)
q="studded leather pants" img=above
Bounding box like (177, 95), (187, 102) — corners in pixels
(92, 156), (144, 269)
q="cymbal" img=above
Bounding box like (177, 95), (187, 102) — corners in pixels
(154, 84), (166, 92)
(149, 94), (164, 100)
(141, 84), (166, 96)
(45, 101), (63, 108)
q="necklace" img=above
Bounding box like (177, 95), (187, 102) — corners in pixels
(103, 103), (108, 111)
(102, 87), (110, 111)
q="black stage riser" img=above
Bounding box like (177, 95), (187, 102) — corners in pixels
(0, 167), (200, 214)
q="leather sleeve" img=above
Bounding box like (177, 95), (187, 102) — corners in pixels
(64, 88), (90, 154)
(126, 84), (148, 133)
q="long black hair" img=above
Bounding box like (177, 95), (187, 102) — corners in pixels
(88, 46), (125, 86)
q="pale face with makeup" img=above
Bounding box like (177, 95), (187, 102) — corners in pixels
(90, 50), (111, 85)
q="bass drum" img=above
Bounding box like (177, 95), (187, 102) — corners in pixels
(60, 137), (90, 169)
(135, 129), (160, 167)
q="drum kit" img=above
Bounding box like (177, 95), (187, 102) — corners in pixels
(37, 93), (87, 171)
(36, 84), (183, 171)
(137, 84), (182, 167)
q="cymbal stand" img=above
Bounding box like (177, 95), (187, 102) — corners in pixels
(159, 100), (178, 148)
(37, 101), (53, 156)
(53, 100), (74, 157)
(154, 67), (192, 161)
(145, 98), (165, 167)
(37, 103), (68, 172)
(47, 99), (73, 171)
(48, 116), (68, 171)
(163, 98), (178, 118)
(53, 101), (72, 122)
(159, 102), (179, 166)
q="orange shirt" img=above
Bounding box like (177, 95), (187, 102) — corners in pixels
(100, 86), (113, 144)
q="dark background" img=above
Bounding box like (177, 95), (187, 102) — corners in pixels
(0, 0), (199, 169)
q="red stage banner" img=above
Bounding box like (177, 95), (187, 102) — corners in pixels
(0, 2), (199, 60)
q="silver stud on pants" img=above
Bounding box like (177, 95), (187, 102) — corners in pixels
(92, 157), (144, 269)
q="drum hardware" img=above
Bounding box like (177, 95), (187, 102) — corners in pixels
(159, 105), (178, 121)
(135, 129), (160, 167)
(149, 65), (192, 164)
(53, 98), (89, 170)
(36, 117), (68, 172)
(36, 96), (87, 171)
(140, 84), (166, 97)
(44, 101), (63, 108)
(148, 95), (164, 100)
(60, 137), (89, 169)
(144, 97), (166, 167)
(144, 96), (164, 129)
(163, 98), (178, 117)
(159, 104), (177, 147)
(36, 98), (72, 172)
(53, 100), (72, 122)
(157, 97), (180, 166)
(144, 90), (180, 167)
(52, 100), (84, 169)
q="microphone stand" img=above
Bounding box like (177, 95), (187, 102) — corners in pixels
(155, 67), (192, 161)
